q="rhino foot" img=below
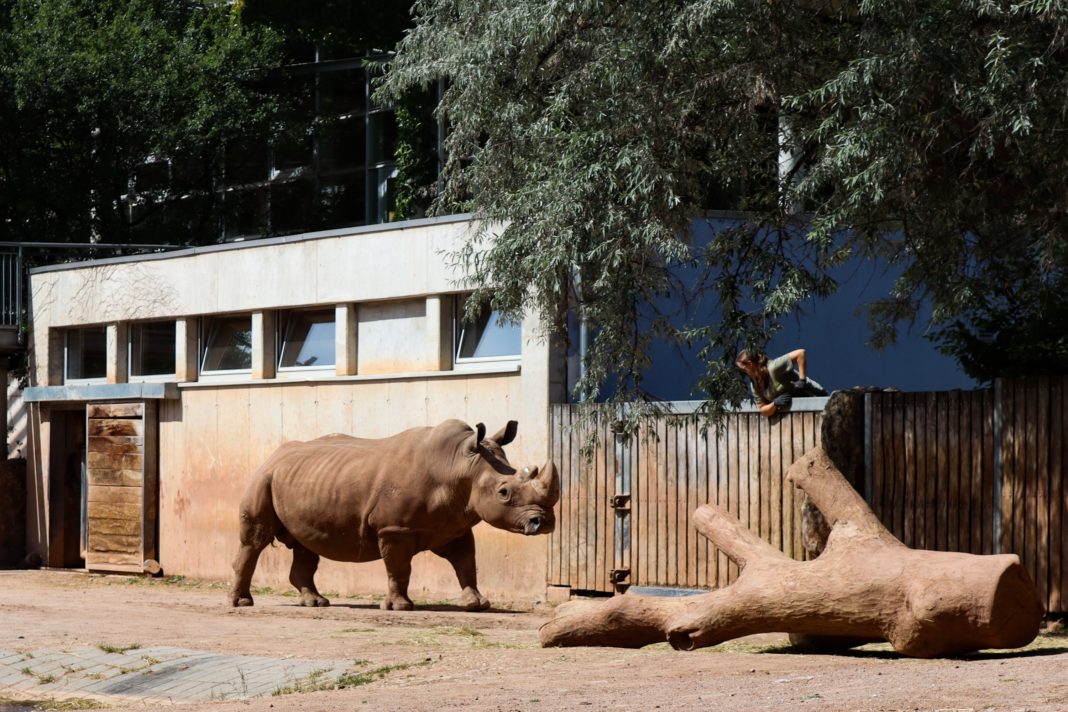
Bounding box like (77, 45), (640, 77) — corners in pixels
(381, 597), (414, 611)
(230, 592), (254, 607)
(458, 590), (491, 612)
(299, 592), (331, 607)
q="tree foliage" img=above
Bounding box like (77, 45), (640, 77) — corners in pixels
(381, 0), (1068, 408)
(0, 0), (283, 246)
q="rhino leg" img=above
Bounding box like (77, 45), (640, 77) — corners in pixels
(433, 530), (490, 612)
(229, 511), (277, 607)
(289, 542), (330, 607)
(378, 535), (416, 611)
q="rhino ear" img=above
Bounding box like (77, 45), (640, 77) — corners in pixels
(467, 422), (486, 454)
(491, 420), (518, 446)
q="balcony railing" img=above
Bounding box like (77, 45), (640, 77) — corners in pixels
(0, 250), (21, 330)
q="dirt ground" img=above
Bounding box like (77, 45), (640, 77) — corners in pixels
(2, 570), (1067, 712)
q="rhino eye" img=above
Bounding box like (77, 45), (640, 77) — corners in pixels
(497, 486), (510, 501)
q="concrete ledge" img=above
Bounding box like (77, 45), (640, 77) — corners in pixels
(180, 362), (521, 389)
(23, 382), (179, 403)
(655, 397), (829, 414)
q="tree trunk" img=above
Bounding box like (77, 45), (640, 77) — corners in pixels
(540, 447), (1044, 658)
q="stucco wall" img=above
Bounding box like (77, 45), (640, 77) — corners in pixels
(159, 374), (550, 601)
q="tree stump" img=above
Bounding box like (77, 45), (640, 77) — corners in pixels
(540, 447), (1044, 658)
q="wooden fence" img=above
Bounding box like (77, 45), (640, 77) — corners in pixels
(550, 376), (1068, 613)
(547, 402), (824, 593)
(867, 376), (1068, 614)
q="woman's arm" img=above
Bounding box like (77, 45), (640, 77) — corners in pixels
(788, 348), (807, 380)
(758, 400), (777, 417)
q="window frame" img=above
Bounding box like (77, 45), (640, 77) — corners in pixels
(63, 325), (108, 385)
(127, 320), (178, 383)
(199, 313), (254, 377)
(276, 307), (337, 376)
(453, 295), (522, 368)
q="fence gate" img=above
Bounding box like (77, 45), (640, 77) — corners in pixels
(548, 403), (823, 594)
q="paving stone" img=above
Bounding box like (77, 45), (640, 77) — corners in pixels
(0, 645), (350, 705)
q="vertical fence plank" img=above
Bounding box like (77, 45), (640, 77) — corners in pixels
(923, 392), (937, 550)
(871, 394), (884, 521)
(960, 391), (974, 553)
(598, 414), (606, 593)
(914, 392), (928, 550)
(1059, 378), (1068, 611)
(1036, 377), (1051, 609)
(902, 393), (915, 547)
(782, 413), (797, 560)
(729, 414), (742, 584)
(653, 417), (665, 585)
(688, 419), (701, 587)
(981, 389), (995, 555)
(696, 421), (710, 588)
(1023, 378), (1038, 586)
(946, 391), (961, 551)
(548, 406), (559, 585)
(967, 392), (982, 554)
(636, 421), (650, 586)
(561, 406), (572, 587)
(769, 416), (782, 554)
(719, 418), (733, 586)
(894, 393), (907, 541)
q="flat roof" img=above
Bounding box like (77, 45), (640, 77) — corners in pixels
(28, 213), (475, 276)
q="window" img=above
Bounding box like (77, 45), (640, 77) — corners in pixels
(278, 309), (335, 369)
(454, 297), (521, 363)
(65, 326), (107, 382)
(129, 321), (176, 379)
(201, 315), (253, 373)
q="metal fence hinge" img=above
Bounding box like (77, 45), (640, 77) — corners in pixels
(610, 493), (631, 510)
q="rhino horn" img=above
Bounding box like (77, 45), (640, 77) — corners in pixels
(518, 460), (559, 504)
(490, 420), (518, 446)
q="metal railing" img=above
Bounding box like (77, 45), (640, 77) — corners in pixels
(0, 249), (21, 329)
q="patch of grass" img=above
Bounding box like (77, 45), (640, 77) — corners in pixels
(20, 668), (57, 685)
(272, 659), (433, 696)
(0, 698), (109, 710)
(96, 643), (141, 654)
(334, 660), (432, 689)
(102, 573), (225, 591)
(271, 668), (332, 696)
(394, 626), (529, 650)
(139, 656), (161, 666)
(336, 627), (376, 634)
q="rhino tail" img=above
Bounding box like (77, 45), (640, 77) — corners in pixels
(238, 469), (284, 549)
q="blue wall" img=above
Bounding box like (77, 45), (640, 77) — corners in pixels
(587, 218), (977, 402)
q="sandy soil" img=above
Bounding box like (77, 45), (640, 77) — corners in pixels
(1, 569), (1066, 711)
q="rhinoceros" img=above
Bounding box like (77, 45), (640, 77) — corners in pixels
(228, 419), (559, 611)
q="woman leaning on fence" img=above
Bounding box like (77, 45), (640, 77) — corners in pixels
(736, 348), (828, 417)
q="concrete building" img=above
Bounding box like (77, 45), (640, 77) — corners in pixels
(23, 214), (567, 603)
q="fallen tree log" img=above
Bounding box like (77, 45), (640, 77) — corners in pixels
(540, 447), (1044, 658)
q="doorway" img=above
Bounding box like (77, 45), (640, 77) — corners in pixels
(48, 408), (87, 568)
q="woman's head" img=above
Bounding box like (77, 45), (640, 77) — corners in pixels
(735, 350), (767, 377)
(736, 350), (770, 401)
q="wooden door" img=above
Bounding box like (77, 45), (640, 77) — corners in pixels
(85, 401), (158, 573)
